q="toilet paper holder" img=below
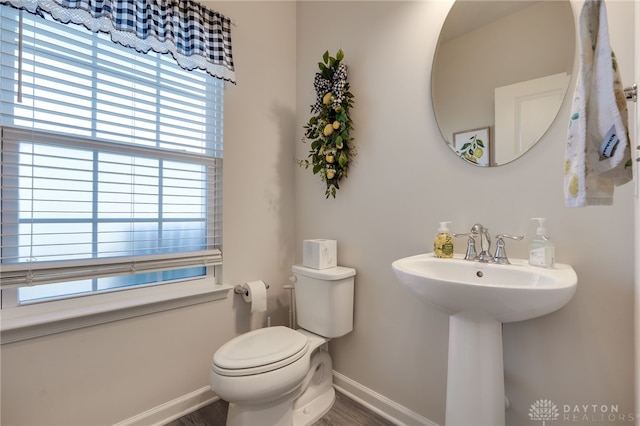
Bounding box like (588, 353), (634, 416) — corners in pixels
(234, 281), (270, 296)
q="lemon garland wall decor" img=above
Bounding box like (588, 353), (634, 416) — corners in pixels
(299, 49), (355, 198)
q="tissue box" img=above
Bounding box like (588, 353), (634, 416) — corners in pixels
(303, 239), (337, 269)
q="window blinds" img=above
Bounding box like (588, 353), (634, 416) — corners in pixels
(0, 5), (223, 290)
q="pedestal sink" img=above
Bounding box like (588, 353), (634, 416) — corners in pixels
(392, 253), (577, 426)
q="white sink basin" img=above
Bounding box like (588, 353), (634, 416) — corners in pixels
(392, 252), (577, 426)
(391, 253), (577, 322)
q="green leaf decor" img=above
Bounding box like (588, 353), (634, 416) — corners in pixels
(298, 49), (355, 198)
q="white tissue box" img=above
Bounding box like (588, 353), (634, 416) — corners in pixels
(303, 239), (337, 269)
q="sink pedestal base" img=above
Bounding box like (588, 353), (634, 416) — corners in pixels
(445, 312), (505, 426)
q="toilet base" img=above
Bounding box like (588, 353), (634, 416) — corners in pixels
(293, 386), (335, 426)
(226, 392), (295, 426)
(225, 385), (336, 426)
(224, 348), (335, 426)
(292, 349), (335, 425)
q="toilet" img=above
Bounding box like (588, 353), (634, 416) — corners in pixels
(209, 264), (356, 426)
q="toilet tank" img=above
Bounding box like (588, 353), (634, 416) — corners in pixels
(291, 264), (355, 338)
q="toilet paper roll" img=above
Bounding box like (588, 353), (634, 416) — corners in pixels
(243, 280), (267, 313)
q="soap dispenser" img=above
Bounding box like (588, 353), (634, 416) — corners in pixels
(529, 218), (555, 268)
(434, 221), (454, 258)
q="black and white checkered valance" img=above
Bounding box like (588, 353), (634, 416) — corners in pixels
(1, 0), (236, 82)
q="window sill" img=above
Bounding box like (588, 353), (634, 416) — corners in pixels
(0, 280), (232, 344)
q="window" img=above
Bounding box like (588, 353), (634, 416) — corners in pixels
(0, 5), (228, 340)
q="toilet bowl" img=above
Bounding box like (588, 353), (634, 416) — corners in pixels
(209, 264), (356, 426)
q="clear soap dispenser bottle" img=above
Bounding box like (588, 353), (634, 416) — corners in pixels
(434, 221), (454, 258)
(529, 218), (555, 268)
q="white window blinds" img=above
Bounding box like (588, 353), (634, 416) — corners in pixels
(0, 5), (223, 293)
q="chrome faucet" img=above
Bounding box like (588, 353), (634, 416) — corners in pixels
(455, 224), (523, 264)
(454, 223), (491, 262)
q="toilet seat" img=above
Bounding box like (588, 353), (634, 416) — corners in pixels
(212, 326), (309, 377)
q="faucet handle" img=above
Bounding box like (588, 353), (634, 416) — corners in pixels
(453, 233), (478, 261)
(453, 232), (473, 238)
(495, 234), (524, 241)
(492, 234), (524, 264)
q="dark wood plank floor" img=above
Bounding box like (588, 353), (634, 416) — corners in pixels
(166, 390), (396, 426)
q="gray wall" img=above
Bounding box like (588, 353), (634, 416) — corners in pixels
(295, 1), (635, 425)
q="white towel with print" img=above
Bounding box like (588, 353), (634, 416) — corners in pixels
(564, 0), (632, 207)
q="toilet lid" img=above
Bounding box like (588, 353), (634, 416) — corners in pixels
(213, 326), (309, 375)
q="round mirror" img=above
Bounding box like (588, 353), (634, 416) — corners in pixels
(432, 1), (575, 166)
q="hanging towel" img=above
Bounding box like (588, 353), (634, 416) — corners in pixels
(564, 0), (632, 207)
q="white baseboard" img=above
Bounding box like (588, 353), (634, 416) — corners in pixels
(113, 386), (218, 426)
(114, 374), (438, 426)
(332, 371), (440, 426)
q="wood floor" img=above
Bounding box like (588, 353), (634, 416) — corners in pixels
(166, 390), (396, 426)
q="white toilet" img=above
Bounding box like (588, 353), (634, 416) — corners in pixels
(209, 264), (356, 426)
